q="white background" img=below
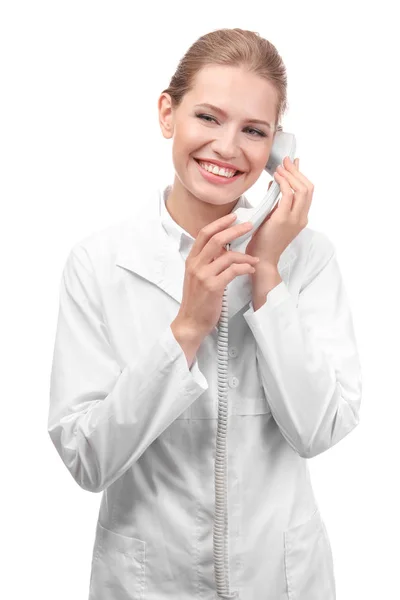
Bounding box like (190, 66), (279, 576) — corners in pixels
(2, 1), (398, 598)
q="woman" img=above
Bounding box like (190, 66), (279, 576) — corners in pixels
(48, 28), (362, 600)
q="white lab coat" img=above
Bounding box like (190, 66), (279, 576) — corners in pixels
(48, 184), (362, 600)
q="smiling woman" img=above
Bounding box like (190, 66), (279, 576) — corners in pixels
(48, 26), (361, 600)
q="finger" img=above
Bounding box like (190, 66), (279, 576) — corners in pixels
(189, 213), (237, 259)
(276, 164), (307, 194)
(283, 156), (312, 188)
(280, 160), (312, 220)
(291, 157), (313, 215)
(277, 167), (311, 224)
(291, 158), (313, 217)
(274, 171), (294, 212)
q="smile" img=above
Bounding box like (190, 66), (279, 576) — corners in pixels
(193, 158), (244, 185)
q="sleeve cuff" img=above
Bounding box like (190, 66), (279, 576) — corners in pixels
(245, 280), (292, 316)
(163, 324), (209, 390)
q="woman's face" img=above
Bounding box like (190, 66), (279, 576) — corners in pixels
(158, 64), (279, 208)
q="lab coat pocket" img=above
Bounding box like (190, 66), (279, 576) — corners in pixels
(89, 521), (146, 600)
(283, 509), (335, 600)
(234, 388), (272, 415)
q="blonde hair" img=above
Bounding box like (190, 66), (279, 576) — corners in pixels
(161, 28), (288, 133)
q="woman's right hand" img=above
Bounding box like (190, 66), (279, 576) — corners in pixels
(174, 213), (260, 341)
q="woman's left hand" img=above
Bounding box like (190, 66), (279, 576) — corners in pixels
(245, 157), (314, 268)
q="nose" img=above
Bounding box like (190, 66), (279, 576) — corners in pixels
(210, 125), (241, 161)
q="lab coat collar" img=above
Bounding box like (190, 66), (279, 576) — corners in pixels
(115, 187), (297, 325)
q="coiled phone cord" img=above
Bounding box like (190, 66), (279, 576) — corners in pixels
(213, 241), (240, 600)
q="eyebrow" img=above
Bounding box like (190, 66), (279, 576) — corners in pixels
(194, 103), (272, 130)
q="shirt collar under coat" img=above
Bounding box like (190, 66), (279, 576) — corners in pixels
(115, 185), (297, 333)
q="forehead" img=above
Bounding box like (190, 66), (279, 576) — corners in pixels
(186, 64), (277, 122)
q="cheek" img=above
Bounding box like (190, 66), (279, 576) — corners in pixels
(179, 121), (210, 146)
(174, 129), (197, 156)
(251, 154), (269, 175)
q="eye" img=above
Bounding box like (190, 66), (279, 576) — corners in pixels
(195, 113), (268, 138)
(197, 114), (217, 124)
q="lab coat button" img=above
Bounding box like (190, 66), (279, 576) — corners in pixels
(228, 376), (239, 388)
(228, 346), (238, 358)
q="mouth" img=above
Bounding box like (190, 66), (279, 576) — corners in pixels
(193, 158), (244, 177)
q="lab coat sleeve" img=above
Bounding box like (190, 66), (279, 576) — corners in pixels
(243, 231), (362, 459)
(48, 246), (208, 493)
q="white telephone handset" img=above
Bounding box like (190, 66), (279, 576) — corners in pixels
(228, 130), (297, 252)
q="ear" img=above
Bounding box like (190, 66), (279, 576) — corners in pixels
(158, 93), (174, 139)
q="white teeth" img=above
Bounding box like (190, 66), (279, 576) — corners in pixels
(198, 160), (236, 178)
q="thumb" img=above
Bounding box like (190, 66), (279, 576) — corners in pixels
(265, 199), (279, 220)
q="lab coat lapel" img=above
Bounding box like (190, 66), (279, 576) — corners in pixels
(115, 203), (297, 324)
